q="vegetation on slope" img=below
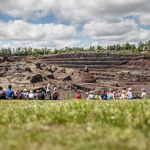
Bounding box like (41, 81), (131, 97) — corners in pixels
(0, 40), (150, 56)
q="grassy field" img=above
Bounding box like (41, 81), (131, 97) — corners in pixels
(0, 100), (150, 150)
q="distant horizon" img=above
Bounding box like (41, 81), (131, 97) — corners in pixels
(0, 0), (150, 49)
(0, 41), (149, 51)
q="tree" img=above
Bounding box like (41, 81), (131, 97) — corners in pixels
(125, 43), (131, 50)
(97, 45), (104, 51)
(138, 42), (144, 51)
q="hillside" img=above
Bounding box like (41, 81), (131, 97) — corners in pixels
(0, 53), (150, 97)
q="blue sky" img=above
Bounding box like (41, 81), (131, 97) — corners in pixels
(0, 0), (150, 49)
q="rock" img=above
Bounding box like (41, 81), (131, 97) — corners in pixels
(41, 64), (46, 68)
(84, 65), (89, 72)
(5, 67), (8, 71)
(57, 67), (66, 73)
(111, 83), (120, 87)
(2, 56), (9, 62)
(70, 84), (91, 92)
(25, 67), (32, 72)
(15, 67), (20, 71)
(117, 70), (130, 76)
(51, 65), (58, 72)
(0, 57), (3, 63)
(0, 70), (6, 77)
(45, 66), (53, 73)
(46, 73), (55, 79)
(72, 71), (96, 83)
(30, 74), (43, 83)
(26, 76), (31, 80)
(35, 63), (42, 70)
(63, 75), (72, 81)
(43, 76), (47, 80)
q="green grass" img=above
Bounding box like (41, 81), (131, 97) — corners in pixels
(0, 100), (150, 150)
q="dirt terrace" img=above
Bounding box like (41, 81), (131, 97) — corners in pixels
(0, 53), (150, 97)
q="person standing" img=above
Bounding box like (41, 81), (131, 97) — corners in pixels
(141, 88), (147, 99)
(47, 81), (51, 91)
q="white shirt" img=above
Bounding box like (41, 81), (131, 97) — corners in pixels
(127, 91), (133, 99)
(141, 92), (146, 99)
(28, 93), (34, 99)
(47, 83), (51, 91)
(87, 94), (95, 100)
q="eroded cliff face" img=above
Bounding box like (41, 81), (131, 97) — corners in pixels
(0, 53), (150, 97)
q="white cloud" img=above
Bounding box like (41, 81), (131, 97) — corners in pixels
(0, 0), (52, 18)
(0, 40), (79, 49)
(0, 0), (149, 23)
(138, 14), (150, 26)
(0, 20), (79, 48)
(83, 19), (150, 44)
(0, 0), (149, 48)
(83, 20), (136, 37)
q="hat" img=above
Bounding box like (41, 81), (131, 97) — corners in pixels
(141, 88), (146, 91)
(23, 88), (27, 92)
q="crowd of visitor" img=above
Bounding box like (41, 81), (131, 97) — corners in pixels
(0, 85), (59, 100)
(0, 84), (147, 100)
(83, 87), (147, 100)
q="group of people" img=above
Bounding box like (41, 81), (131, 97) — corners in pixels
(0, 85), (59, 100)
(0, 84), (147, 100)
(75, 87), (147, 100)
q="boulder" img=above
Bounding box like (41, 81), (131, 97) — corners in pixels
(63, 75), (72, 81)
(57, 67), (66, 73)
(46, 73), (55, 79)
(0, 57), (3, 63)
(45, 66), (53, 73)
(25, 67), (32, 72)
(35, 63), (42, 70)
(70, 84), (91, 92)
(51, 65), (58, 72)
(30, 74), (43, 83)
(117, 70), (130, 76)
(72, 71), (96, 83)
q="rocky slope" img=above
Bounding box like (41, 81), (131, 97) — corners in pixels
(0, 53), (150, 97)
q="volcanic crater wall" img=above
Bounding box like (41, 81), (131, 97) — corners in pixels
(0, 53), (150, 96)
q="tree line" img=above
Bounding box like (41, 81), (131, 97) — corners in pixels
(0, 41), (150, 56)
